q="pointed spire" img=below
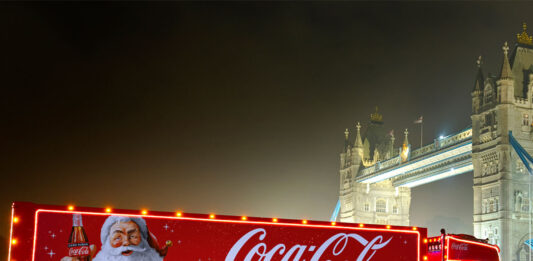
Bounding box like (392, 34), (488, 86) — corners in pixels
(370, 107), (383, 123)
(389, 130), (395, 158)
(500, 42), (513, 80)
(354, 122), (363, 147)
(344, 128), (350, 149)
(403, 128), (409, 146)
(474, 55), (484, 92)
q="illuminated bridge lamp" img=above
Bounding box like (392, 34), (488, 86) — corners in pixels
(68, 205), (74, 211)
(209, 214), (215, 219)
(241, 216), (247, 221)
(272, 218), (278, 222)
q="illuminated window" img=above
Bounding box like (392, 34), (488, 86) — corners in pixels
(376, 200), (386, 213)
(524, 114), (530, 126)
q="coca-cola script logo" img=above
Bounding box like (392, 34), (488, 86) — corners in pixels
(225, 228), (393, 261)
(68, 246), (90, 257)
(451, 243), (468, 251)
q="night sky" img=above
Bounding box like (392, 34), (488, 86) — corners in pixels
(2, 2), (533, 256)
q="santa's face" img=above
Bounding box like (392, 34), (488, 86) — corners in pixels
(109, 221), (142, 255)
(94, 220), (162, 261)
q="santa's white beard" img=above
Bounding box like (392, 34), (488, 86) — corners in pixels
(93, 238), (163, 261)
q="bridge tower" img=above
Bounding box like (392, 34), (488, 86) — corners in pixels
(339, 108), (411, 225)
(472, 24), (533, 261)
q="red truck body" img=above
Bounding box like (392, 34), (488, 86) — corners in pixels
(7, 202), (497, 261)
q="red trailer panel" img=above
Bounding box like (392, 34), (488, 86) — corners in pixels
(8, 202), (427, 261)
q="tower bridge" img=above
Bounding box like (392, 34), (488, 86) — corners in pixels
(337, 24), (533, 261)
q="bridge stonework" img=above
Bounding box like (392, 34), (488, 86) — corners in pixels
(339, 28), (533, 261)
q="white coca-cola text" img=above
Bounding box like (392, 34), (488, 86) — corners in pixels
(225, 228), (392, 261)
(69, 246), (90, 257)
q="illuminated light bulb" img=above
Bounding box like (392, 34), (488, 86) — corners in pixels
(302, 220), (308, 224)
(423, 238), (428, 244)
(241, 216), (247, 221)
(444, 255), (447, 259)
(358, 223), (364, 227)
(209, 214), (215, 219)
(13, 217), (19, 223)
(423, 256), (428, 260)
(331, 222), (336, 226)
(105, 208), (112, 213)
(412, 226), (417, 231)
(272, 218), (278, 222)
(386, 225), (391, 229)
(11, 239), (17, 245)
(444, 246), (447, 249)
(141, 210), (148, 215)
(68, 205), (75, 211)
(176, 212), (182, 217)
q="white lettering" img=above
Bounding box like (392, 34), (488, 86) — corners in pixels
(226, 228), (393, 261)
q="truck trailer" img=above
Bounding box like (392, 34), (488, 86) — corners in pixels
(8, 202), (499, 261)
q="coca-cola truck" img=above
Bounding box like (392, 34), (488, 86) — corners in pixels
(7, 202), (498, 261)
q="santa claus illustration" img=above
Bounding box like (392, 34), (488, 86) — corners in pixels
(62, 216), (171, 261)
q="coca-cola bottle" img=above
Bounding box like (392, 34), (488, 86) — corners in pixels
(68, 214), (91, 260)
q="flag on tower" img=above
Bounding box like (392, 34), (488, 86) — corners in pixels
(414, 116), (423, 124)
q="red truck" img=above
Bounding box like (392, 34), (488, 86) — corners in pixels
(7, 202), (498, 261)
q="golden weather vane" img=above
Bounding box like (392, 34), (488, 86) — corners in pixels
(517, 22), (533, 45)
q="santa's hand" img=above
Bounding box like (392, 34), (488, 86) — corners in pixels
(90, 244), (97, 258)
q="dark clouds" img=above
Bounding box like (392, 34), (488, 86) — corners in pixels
(2, 2), (533, 245)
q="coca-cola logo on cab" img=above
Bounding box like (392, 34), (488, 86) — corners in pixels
(225, 228), (393, 261)
(451, 242), (469, 251)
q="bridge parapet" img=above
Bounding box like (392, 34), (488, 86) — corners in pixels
(356, 127), (473, 186)
(411, 127), (472, 159)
